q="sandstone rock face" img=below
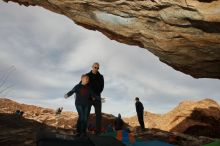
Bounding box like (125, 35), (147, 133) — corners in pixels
(160, 99), (220, 135)
(125, 98), (220, 138)
(0, 98), (219, 145)
(0, 113), (214, 146)
(2, 0), (220, 79)
(0, 98), (117, 130)
(2, 97), (219, 138)
(0, 98), (78, 129)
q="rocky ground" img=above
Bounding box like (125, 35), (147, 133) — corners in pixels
(0, 98), (220, 146)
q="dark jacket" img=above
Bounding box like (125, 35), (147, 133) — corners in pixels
(114, 117), (124, 131)
(66, 83), (94, 106)
(135, 101), (144, 114)
(86, 71), (104, 99)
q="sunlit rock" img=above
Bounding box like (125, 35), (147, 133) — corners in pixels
(2, 0), (220, 79)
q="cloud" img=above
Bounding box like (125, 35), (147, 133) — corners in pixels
(0, 1), (220, 117)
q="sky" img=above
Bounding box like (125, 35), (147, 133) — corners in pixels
(0, 1), (220, 117)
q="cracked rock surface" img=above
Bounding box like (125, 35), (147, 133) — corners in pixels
(2, 0), (220, 79)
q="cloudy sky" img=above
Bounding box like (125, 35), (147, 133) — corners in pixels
(0, 1), (220, 117)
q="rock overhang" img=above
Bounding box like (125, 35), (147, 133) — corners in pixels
(2, 0), (220, 79)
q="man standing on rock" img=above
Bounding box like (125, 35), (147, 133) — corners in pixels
(86, 62), (104, 135)
(135, 97), (145, 131)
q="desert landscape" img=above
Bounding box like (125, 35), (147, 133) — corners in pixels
(1, 0), (220, 146)
(1, 97), (220, 146)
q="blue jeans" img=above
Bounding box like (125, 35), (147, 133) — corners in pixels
(75, 104), (89, 134)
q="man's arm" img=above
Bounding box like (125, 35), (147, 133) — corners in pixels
(90, 88), (96, 101)
(141, 102), (144, 111)
(99, 75), (104, 93)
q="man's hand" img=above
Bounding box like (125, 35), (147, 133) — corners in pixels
(64, 94), (68, 99)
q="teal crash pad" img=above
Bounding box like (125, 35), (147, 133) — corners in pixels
(134, 140), (174, 146)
